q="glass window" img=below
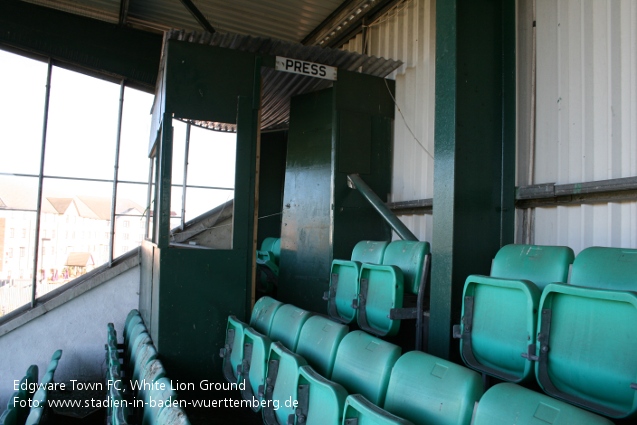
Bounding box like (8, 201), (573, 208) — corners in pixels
(0, 51), (48, 175)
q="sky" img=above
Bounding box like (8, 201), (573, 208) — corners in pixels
(0, 49), (237, 222)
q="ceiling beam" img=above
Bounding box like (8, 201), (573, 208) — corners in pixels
(119, 0), (130, 26)
(178, 0), (216, 34)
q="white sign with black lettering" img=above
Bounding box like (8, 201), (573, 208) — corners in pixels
(275, 56), (337, 81)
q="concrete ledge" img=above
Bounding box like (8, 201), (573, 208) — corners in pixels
(0, 248), (140, 337)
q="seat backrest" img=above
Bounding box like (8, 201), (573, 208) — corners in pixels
(264, 343), (308, 425)
(269, 304), (312, 351)
(331, 330), (401, 405)
(328, 260), (361, 324)
(124, 309), (142, 338)
(473, 383), (615, 425)
(248, 296), (283, 335)
(358, 263), (404, 336)
(570, 246), (637, 290)
(157, 405), (192, 425)
(536, 283), (637, 419)
(260, 237), (279, 253)
(382, 241), (430, 294)
(298, 365), (348, 425)
(144, 377), (176, 425)
(296, 315), (348, 378)
(351, 240), (389, 264)
(384, 351), (482, 425)
(490, 244), (574, 290)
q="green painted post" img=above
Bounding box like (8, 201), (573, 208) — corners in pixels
(430, 0), (515, 360)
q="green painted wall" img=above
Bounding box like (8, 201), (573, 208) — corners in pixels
(279, 71), (394, 312)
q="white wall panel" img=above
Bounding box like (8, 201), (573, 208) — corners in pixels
(529, 0), (637, 253)
(342, 0), (436, 242)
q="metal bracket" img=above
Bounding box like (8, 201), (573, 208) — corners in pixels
(452, 324), (462, 339)
(220, 328), (236, 383)
(294, 383), (309, 424)
(521, 343), (538, 361)
(324, 273), (348, 323)
(356, 278), (381, 336)
(631, 383), (637, 390)
(262, 359), (280, 425)
(345, 419), (358, 425)
(239, 343), (259, 410)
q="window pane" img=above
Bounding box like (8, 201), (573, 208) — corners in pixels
(118, 87), (154, 183)
(0, 211), (36, 317)
(44, 67), (120, 180)
(185, 188), (234, 223)
(187, 126), (236, 188)
(0, 51), (48, 175)
(114, 182), (147, 257)
(37, 178), (112, 295)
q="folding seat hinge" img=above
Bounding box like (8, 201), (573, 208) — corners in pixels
(521, 343), (539, 361)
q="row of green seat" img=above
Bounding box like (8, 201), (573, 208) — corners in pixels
(104, 310), (191, 425)
(456, 244), (637, 419)
(222, 297), (613, 425)
(1, 351), (62, 425)
(325, 240), (430, 337)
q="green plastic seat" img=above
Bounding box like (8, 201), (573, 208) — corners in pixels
(31, 388), (47, 408)
(458, 244), (574, 383)
(126, 322), (149, 363)
(25, 365), (38, 396)
(473, 383), (615, 425)
(129, 332), (152, 373)
(137, 359), (168, 405)
(268, 304), (312, 351)
(157, 405), (191, 425)
(295, 315), (348, 378)
(383, 351), (482, 425)
(297, 365), (348, 425)
(124, 314), (143, 342)
(536, 283), (637, 418)
(262, 342), (308, 425)
(343, 394), (415, 425)
(142, 377), (176, 425)
(260, 237), (278, 252)
(357, 263), (404, 336)
(0, 408), (19, 425)
(239, 327), (273, 411)
(133, 342), (159, 382)
(24, 407), (44, 425)
(221, 297), (282, 384)
(357, 241), (430, 336)
(249, 296), (284, 335)
(331, 330), (401, 406)
(221, 315), (249, 383)
(6, 377), (28, 424)
(570, 247), (637, 290)
(45, 359), (59, 376)
(326, 241), (389, 324)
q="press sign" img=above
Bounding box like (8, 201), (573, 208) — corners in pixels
(275, 56), (337, 81)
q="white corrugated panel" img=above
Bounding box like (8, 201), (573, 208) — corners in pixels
(531, 0), (637, 253)
(342, 0), (436, 242)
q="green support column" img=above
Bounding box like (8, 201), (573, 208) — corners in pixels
(429, 0), (516, 360)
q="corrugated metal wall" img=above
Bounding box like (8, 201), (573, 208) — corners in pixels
(342, 0), (436, 242)
(528, 0), (637, 253)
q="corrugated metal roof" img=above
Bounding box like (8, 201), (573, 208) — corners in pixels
(24, 0), (347, 43)
(167, 30), (402, 132)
